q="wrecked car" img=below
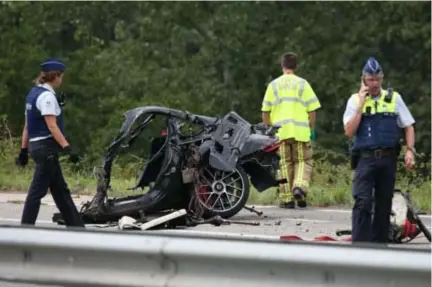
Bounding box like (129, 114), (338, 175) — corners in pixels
(53, 106), (283, 225)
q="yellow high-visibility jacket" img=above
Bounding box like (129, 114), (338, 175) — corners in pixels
(261, 73), (321, 142)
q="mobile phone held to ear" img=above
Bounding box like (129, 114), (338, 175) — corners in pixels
(361, 77), (370, 97)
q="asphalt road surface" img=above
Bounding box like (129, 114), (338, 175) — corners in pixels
(0, 195), (430, 287)
(0, 196), (429, 245)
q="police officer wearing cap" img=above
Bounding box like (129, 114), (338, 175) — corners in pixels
(15, 58), (85, 227)
(343, 57), (416, 243)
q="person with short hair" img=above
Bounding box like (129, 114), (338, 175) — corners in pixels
(261, 52), (321, 209)
(343, 56), (416, 243)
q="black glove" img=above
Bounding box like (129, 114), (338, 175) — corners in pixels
(15, 148), (29, 167)
(63, 145), (80, 163)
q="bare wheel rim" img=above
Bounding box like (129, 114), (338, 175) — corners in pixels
(195, 166), (246, 213)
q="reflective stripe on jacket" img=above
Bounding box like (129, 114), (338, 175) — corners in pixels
(261, 73), (321, 142)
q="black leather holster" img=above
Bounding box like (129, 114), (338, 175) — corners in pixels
(350, 149), (360, 170)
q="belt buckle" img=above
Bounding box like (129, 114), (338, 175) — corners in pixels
(374, 149), (383, 159)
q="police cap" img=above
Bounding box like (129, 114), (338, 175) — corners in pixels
(362, 57), (383, 76)
(40, 58), (66, 72)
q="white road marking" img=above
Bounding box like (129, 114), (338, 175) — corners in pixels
(0, 217), (53, 224)
(0, 218), (115, 229)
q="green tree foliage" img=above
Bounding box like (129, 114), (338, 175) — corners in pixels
(0, 1), (430, 165)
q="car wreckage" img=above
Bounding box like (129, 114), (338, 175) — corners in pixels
(53, 106), (283, 226)
(52, 106), (431, 244)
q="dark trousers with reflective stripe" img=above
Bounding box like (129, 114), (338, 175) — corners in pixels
(351, 154), (397, 243)
(21, 138), (85, 227)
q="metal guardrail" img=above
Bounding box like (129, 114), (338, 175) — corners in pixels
(0, 225), (430, 287)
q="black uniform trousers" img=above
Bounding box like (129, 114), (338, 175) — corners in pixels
(351, 150), (397, 243)
(21, 138), (85, 227)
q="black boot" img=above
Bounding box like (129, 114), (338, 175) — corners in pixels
(279, 200), (296, 209)
(293, 187), (307, 208)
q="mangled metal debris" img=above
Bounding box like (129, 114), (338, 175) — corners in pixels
(53, 105), (280, 228)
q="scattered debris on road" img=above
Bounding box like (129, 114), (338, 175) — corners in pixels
(116, 209), (262, 231)
(243, 205), (264, 216)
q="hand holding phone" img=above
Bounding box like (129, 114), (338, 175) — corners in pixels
(357, 77), (369, 108)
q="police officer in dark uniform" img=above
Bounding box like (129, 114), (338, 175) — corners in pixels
(343, 57), (416, 243)
(15, 58), (85, 228)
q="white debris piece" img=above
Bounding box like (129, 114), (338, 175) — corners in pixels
(140, 209), (187, 230)
(117, 209), (188, 231)
(118, 216), (141, 230)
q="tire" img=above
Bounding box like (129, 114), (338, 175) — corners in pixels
(195, 164), (250, 219)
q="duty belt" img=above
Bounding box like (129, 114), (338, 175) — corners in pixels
(360, 148), (396, 159)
